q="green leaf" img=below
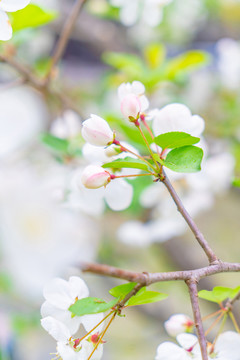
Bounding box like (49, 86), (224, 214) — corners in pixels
(163, 146), (203, 173)
(69, 297), (118, 316)
(232, 177), (240, 187)
(144, 43), (166, 69)
(102, 157), (150, 172)
(154, 132), (200, 150)
(166, 51), (210, 79)
(11, 4), (57, 32)
(198, 286), (240, 304)
(126, 291), (168, 306)
(109, 282), (137, 300)
(102, 52), (144, 77)
(41, 133), (70, 154)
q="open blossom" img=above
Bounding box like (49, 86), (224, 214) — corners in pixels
(118, 81), (149, 112)
(81, 165), (111, 189)
(81, 115), (114, 146)
(41, 276), (104, 334)
(42, 317), (103, 360)
(152, 103), (205, 137)
(0, 0), (31, 41)
(164, 314), (194, 337)
(50, 110), (82, 139)
(155, 332), (240, 360)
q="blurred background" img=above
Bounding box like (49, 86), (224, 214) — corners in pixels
(0, 0), (240, 359)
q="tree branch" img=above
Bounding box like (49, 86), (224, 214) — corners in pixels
(80, 261), (240, 284)
(161, 170), (218, 265)
(46, 0), (87, 81)
(186, 279), (208, 360)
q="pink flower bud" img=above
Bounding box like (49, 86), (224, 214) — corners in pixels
(120, 94), (141, 121)
(81, 165), (111, 189)
(82, 114), (114, 146)
(164, 314), (194, 337)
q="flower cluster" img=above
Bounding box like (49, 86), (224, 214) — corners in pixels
(41, 276), (104, 360)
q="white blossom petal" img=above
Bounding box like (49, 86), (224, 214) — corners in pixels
(0, 0), (31, 12)
(104, 179), (133, 211)
(155, 341), (189, 360)
(41, 316), (71, 342)
(81, 313), (104, 333)
(0, 11), (12, 41)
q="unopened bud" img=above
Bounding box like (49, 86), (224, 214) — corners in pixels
(81, 165), (111, 189)
(121, 94), (141, 121)
(164, 314), (194, 337)
(105, 144), (122, 157)
(82, 114), (115, 146)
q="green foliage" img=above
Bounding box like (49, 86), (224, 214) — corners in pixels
(198, 286), (240, 304)
(232, 177), (240, 187)
(144, 43), (166, 69)
(109, 282), (137, 300)
(165, 51), (210, 80)
(109, 283), (168, 306)
(40, 133), (82, 157)
(163, 146), (203, 173)
(102, 47), (210, 90)
(102, 157), (150, 172)
(154, 132), (200, 150)
(11, 4), (57, 32)
(126, 288), (168, 306)
(69, 297), (118, 316)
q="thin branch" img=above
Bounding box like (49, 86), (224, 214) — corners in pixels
(187, 279), (208, 360)
(80, 261), (240, 284)
(47, 0), (87, 81)
(161, 170), (218, 265)
(226, 290), (240, 309)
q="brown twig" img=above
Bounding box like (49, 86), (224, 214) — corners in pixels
(46, 0), (87, 82)
(186, 279), (208, 360)
(161, 170), (218, 265)
(81, 261), (240, 284)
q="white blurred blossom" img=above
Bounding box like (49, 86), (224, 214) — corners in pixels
(217, 38), (240, 90)
(109, 0), (172, 27)
(51, 110), (82, 139)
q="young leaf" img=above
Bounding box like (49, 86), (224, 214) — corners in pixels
(109, 282), (137, 300)
(11, 4), (57, 32)
(163, 146), (203, 173)
(102, 157), (150, 172)
(41, 133), (70, 154)
(232, 178), (240, 187)
(69, 297), (118, 316)
(126, 291), (168, 306)
(154, 132), (200, 150)
(198, 286), (240, 304)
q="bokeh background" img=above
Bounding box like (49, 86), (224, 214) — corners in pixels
(0, 0), (240, 359)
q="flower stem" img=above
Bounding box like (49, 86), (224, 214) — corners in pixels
(136, 124), (160, 170)
(204, 312), (225, 337)
(202, 309), (222, 322)
(117, 142), (157, 173)
(87, 312), (117, 360)
(229, 311), (240, 333)
(111, 173), (155, 180)
(78, 311), (114, 343)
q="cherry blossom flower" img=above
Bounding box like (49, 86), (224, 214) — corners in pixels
(164, 314), (194, 337)
(118, 81), (149, 113)
(50, 110), (82, 139)
(41, 276), (104, 335)
(152, 103), (205, 138)
(0, 0), (31, 41)
(42, 317), (103, 360)
(81, 115), (115, 147)
(109, 0), (172, 27)
(216, 38), (240, 90)
(155, 332), (240, 360)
